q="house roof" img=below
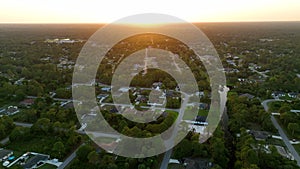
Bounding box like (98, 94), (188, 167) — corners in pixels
(6, 106), (18, 114)
(97, 94), (109, 99)
(199, 103), (209, 109)
(239, 93), (255, 99)
(288, 92), (298, 96)
(184, 158), (213, 169)
(272, 91), (285, 95)
(195, 116), (207, 122)
(20, 99), (35, 105)
(153, 82), (162, 86)
(0, 149), (13, 159)
(250, 130), (270, 140)
(62, 102), (73, 109)
(110, 107), (118, 113)
(23, 154), (49, 169)
(101, 87), (111, 91)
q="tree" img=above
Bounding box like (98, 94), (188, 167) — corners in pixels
(280, 112), (295, 125)
(52, 141), (65, 159)
(87, 151), (100, 165)
(9, 127), (30, 142)
(279, 105), (291, 114)
(31, 118), (52, 134)
(0, 124), (6, 139)
(210, 138), (229, 168)
(76, 145), (93, 162)
(288, 123), (299, 137)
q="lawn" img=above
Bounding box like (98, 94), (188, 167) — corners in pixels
(38, 164), (57, 169)
(198, 110), (209, 116)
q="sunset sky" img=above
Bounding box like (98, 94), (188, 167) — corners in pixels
(0, 0), (299, 23)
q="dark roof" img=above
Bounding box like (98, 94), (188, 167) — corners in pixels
(23, 154), (49, 169)
(110, 107), (118, 113)
(195, 116), (207, 122)
(240, 93), (255, 99)
(184, 158), (213, 169)
(161, 111), (168, 118)
(272, 91), (285, 95)
(0, 149), (13, 159)
(288, 92), (298, 96)
(166, 91), (174, 97)
(63, 102), (74, 109)
(199, 103), (209, 110)
(136, 95), (148, 102)
(250, 130), (270, 140)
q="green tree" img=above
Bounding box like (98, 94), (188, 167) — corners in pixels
(52, 141), (65, 159)
(31, 118), (52, 134)
(9, 127), (30, 142)
(288, 123), (299, 137)
(87, 151), (100, 165)
(76, 145), (93, 162)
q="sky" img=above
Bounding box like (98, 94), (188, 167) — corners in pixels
(0, 0), (299, 23)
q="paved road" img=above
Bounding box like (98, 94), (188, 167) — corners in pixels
(83, 131), (120, 139)
(160, 93), (190, 169)
(160, 149), (173, 169)
(14, 122), (33, 128)
(262, 99), (300, 166)
(261, 99), (283, 112)
(271, 116), (300, 165)
(26, 96), (75, 102)
(58, 143), (85, 169)
(0, 137), (9, 145)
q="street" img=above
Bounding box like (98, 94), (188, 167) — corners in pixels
(262, 99), (300, 166)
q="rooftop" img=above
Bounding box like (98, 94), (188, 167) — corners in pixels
(0, 149), (13, 160)
(23, 154), (49, 169)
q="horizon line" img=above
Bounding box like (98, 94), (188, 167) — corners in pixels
(0, 20), (300, 25)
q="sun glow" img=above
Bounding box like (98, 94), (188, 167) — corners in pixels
(0, 0), (300, 23)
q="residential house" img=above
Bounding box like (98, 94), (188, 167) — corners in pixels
(239, 93), (255, 100)
(0, 149), (13, 162)
(23, 154), (49, 169)
(249, 130), (271, 141)
(288, 92), (298, 99)
(101, 87), (111, 92)
(184, 158), (213, 169)
(61, 101), (73, 109)
(6, 106), (19, 116)
(272, 91), (286, 98)
(152, 82), (162, 89)
(194, 116), (208, 126)
(19, 99), (35, 107)
(97, 94), (109, 100)
(135, 95), (148, 103)
(199, 103), (209, 110)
